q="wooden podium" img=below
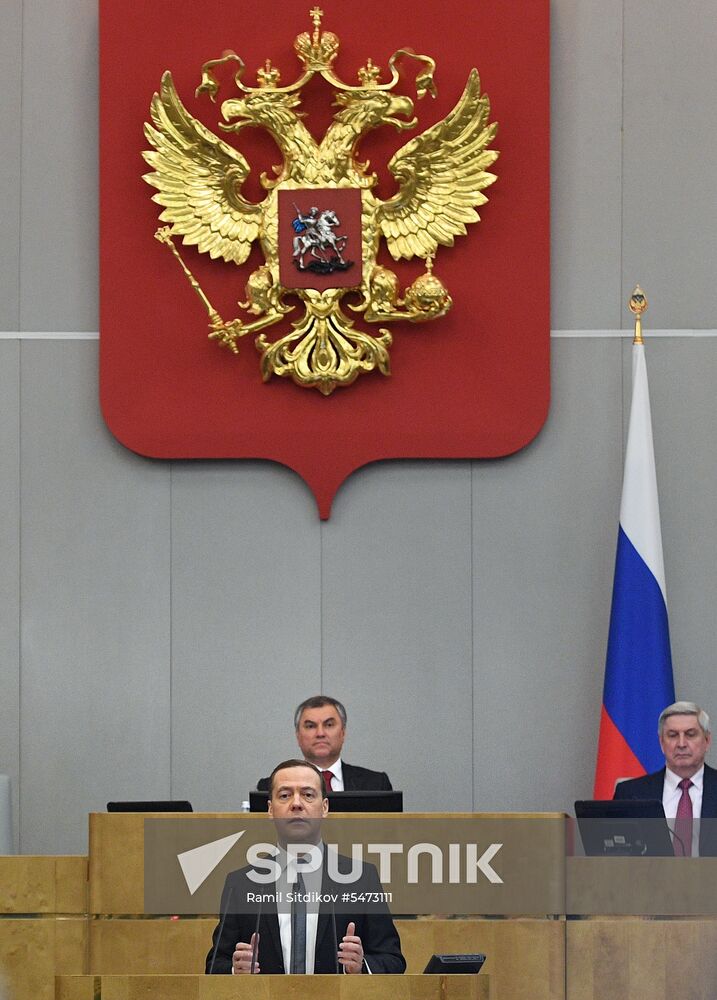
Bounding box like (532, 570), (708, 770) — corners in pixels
(88, 811), (563, 1000)
(6, 814), (717, 1000)
(1, 812), (566, 1000)
(55, 974), (489, 999)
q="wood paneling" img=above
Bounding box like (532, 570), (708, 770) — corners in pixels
(0, 918), (86, 1000)
(0, 856), (87, 914)
(87, 917), (560, 1000)
(55, 975), (488, 1000)
(567, 918), (717, 1000)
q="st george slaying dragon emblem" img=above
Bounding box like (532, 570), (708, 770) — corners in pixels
(143, 8), (498, 395)
(291, 203), (353, 275)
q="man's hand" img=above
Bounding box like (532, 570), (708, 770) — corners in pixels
(232, 932), (260, 974)
(338, 921), (364, 974)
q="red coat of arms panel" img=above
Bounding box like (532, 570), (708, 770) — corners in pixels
(99, 0), (550, 517)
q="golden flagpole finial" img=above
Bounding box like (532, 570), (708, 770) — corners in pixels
(628, 284), (647, 345)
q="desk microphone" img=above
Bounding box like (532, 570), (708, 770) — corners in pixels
(250, 896), (262, 974)
(331, 898), (339, 975)
(668, 825), (689, 857)
(207, 885), (234, 975)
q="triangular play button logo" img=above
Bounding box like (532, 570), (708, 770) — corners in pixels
(177, 831), (244, 895)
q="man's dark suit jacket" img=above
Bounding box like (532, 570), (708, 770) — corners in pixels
(257, 763), (392, 793)
(613, 762), (717, 855)
(205, 853), (405, 975)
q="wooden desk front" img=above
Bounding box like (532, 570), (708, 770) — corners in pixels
(55, 973), (489, 1000)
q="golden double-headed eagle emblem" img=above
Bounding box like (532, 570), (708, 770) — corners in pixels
(144, 8), (498, 395)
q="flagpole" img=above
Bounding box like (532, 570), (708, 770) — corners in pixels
(593, 284), (675, 798)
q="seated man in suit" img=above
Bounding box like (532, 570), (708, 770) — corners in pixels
(206, 758), (405, 975)
(257, 696), (392, 793)
(613, 700), (716, 855)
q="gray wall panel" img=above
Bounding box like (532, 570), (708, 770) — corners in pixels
(19, 342), (170, 853)
(0, 1), (21, 330)
(0, 343), (20, 850)
(622, 338), (717, 734)
(551, 0), (623, 330)
(472, 338), (623, 813)
(321, 463), (473, 812)
(622, 2), (717, 329)
(20, 0), (98, 331)
(170, 463), (321, 811)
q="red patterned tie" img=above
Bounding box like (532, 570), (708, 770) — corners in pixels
(674, 778), (693, 857)
(321, 770), (333, 793)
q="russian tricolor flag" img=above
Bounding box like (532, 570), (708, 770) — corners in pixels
(593, 338), (675, 798)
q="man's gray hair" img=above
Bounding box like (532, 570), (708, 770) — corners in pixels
(294, 695), (347, 730)
(658, 701), (711, 736)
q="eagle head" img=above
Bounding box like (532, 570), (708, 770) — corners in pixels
(334, 90), (416, 133)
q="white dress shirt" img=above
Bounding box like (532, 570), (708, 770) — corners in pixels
(321, 759), (344, 791)
(663, 765), (704, 856)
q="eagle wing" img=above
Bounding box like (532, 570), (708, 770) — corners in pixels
(143, 72), (262, 265)
(377, 69), (498, 261)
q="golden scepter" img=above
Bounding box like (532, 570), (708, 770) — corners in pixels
(154, 227), (242, 353)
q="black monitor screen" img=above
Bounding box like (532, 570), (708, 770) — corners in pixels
(574, 799), (675, 856)
(249, 789), (403, 813)
(106, 800), (193, 812)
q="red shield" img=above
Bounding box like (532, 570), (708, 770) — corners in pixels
(99, 0), (550, 518)
(279, 189), (362, 290)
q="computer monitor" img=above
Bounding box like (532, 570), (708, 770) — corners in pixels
(574, 799), (675, 856)
(249, 789), (403, 813)
(106, 800), (193, 812)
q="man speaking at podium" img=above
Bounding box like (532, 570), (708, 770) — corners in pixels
(256, 696), (393, 793)
(206, 759), (405, 975)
